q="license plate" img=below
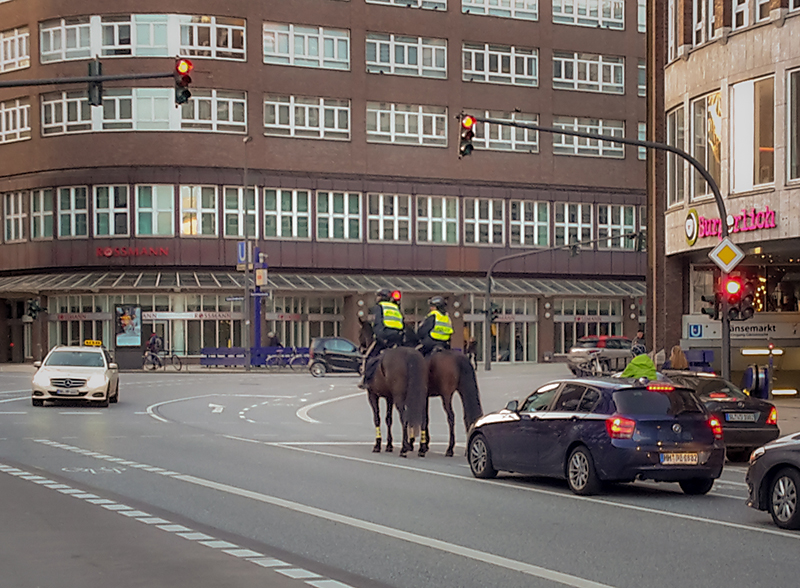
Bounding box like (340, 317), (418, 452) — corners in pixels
(660, 452), (699, 465)
(725, 413), (757, 422)
(55, 389), (80, 396)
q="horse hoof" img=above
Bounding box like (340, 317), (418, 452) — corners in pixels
(418, 450), (425, 457)
(399, 451), (408, 458)
(372, 446), (381, 453)
(445, 450), (454, 457)
(385, 446), (393, 453)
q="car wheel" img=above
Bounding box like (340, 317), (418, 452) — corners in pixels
(679, 478), (715, 495)
(769, 468), (800, 529)
(567, 446), (601, 495)
(468, 434), (497, 479)
(310, 362), (326, 377)
(32, 398), (43, 407)
(110, 382), (119, 404)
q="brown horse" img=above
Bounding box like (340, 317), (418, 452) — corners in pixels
(366, 345), (428, 457)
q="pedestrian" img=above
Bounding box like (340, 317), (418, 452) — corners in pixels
(416, 296), (453, 357)
(631, 330), (646, 356)
(661, 344), (689, 370)
(265, 331), (282, 348)
(146, 332), (163, 368)
(358, 289), (404, 389)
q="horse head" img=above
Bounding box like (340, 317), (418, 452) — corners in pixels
(358, 318), (374, 352)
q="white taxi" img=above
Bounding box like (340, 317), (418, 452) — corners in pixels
(31, 341), (119, 407)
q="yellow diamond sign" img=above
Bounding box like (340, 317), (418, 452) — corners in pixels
(709, 237), (745, 273)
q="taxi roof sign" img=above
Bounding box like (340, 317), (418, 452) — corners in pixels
(708, 237), (745, 274)
(84, 340), (103, 347)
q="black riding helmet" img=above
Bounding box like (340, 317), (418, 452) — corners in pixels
(428, 296), (447, 311)
(376, 288), (393, 302)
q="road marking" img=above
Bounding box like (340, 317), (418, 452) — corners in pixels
(296, 392), (363, 424)
(209, 403), (225, 414)
(0, 397), (26, 404)
(145, 393), (294, 423)
(0, 411), (27, 414)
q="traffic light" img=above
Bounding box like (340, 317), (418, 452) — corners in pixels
(87, 59), (103, 107)
(723, 277), (746, 321)
(26, 299), (43, 320)
(739, 280), (755, 321)
(489, 303), (501, 323)
(459, 114), (476, 158)
(174, 58), (194, 105)
(701, 294), (721, 320)
(391, 290), (401, 303)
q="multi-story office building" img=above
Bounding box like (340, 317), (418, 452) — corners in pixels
(0, 0), (647, 364)
(651, 0), (800, 390)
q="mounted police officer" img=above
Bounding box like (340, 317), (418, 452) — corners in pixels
(416, 296), (453, 357)
(358, 289), (405, 389)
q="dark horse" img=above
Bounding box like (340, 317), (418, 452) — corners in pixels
(365, 345), (428, 457)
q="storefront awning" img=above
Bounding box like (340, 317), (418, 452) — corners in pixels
(0, 271), (645, 298)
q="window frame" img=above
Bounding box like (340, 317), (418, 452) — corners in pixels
(39, 17), (91, 63)
(463, 197), (505, 246)
(57, 186), (89, 239)
(554, 202), (593, 246)
(179, 15), (246, 61)
(41, 90), (92, 135)
(462, 0), (539, 20)
(367, 193), (412, 243)
(368, 0), (448, 10)
(262, 22), (350, 70)
(0, 26), (30, 72)
(597, 204), (636, 249)
(366, 32), (447, 78)
(180, 185), (219, 237)
(469, 109), (539, 152)
(316, 191), (362, 241)
(31, 189), (54, 240)
(0, 97), (31, 143)
(135, 184), (175, 237)
(416, 195), (459, 245)
(667, 106), (685, 206)
(509, 200), (549, 247)
(181, 89), (247, 133)
(731, 76), (775, 193)
(3, 191), (26, 242)
(462, 42), (538, 87)
(263, 94), (351, 140)
(223, 186), (258, 238)
(690, 91), (722, 200)
(263, 188), (311, 240)
(553, 116), (625, 158)
(552, 0), (625, 29)
(552, 51), (625, 95)
(790, 69), (800, 183)
(366, 102), (448, 146)
(94, 185), (130, 237)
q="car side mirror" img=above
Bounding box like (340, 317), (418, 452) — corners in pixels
(505, 400), (519, 412)
(109, 363), (118, 370)
(33, 361), (42, 368)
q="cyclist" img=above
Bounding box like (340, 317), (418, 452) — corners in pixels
(145, 332), (163, 368)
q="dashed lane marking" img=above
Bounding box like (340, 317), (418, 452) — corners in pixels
(145, 393), (294, 423)
(296, 392), (363, 424)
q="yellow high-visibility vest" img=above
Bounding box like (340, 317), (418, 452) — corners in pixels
(379, 301), (404, 330)
(428, 310), (453, 341)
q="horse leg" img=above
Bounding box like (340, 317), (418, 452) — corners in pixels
(399, 406), (410, 458)
(442, 393), (456, 457)
(384, 396), (394, 452)
(419, 397), (430, 457)
(368, 392), (382, 452)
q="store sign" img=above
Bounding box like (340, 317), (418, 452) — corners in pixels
(685, 207), (777, 245)
(97, 247), (170, 258)
(684, 316), (800, 340)
(142, 312), (237, 320)
(49, 312), (112, 322)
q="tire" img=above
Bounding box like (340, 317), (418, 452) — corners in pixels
(170, 354), (182, 371)
(768, 468), (800, 529)
(567, 446), (601, 495)
(32, 398), (43, 407)
(143, 353), (158, 371)
(97, 398), (110, 408)
(290, 355), (308, 371)
(110, 382), (119, 404)
(310, 362), (326, 377)
(679, 478), (715, 495)
(468, 434), (498, 479)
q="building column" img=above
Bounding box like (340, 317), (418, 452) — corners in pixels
(0, 300), (9, 363)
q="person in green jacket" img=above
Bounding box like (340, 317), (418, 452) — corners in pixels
(621, 354), (657, 380)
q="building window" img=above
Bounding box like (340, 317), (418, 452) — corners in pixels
(366, 33), (447, 79)
(791, 70), (800, 182)
(94, 186), (129, 237)
(264, 95), (350, 140)
(667, 0), (677, 61)
(552, 0), (625, 29)
(463, 198), (504, 245)
(102, 89), (134, 130)
(264, 189), (310, 239)
(136, 185), (174, 236)
(597, 204), (635, 249)
(317, 191), (361, 241)
(223, 187), (257, 237)
(179, 16), (246, 60)
(31, 189), (54, 239)
(554, 202), (592, 245)
(756, 0), (770, 20)
(638, 59), (646, 97)
(693, 0), (715, 46)
(366, 102), (447, 146)
(0, 97), (30, 143)
(180, 186), (218, 236)
(263, 23), (350, 70)
(553, 116), (624, 158)
(40, 17), (91, 63)
(367, 193), (411, 242)
(462, 0), (539, 20)
(3, 191), (25, 242)
(41, 91), (92, 135)
(1, 26), (30, 72)
(100, 16), (132, 56)
(417, 196), (458, 244)
(132, 15), (169, 57)
(733, 0), (749, 29)
(462, 43), (538, 86)
(638, 122), (646, 160)
(181, 90), (247, 133)
(510, 201), (549, 247)
(667, 106), (685, 206)
(552, 51), (624, 94)
(469, 110), (539, 152)
(691, 91), (722, 199)
(58, 187), (89, 238)
(731, 77), (774, 192)
(368, 0), (448, 9)
(638, 0), (646, 32)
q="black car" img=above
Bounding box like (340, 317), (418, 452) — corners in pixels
(746, 433), (800, 529)
(308, 337), (363, 377)
(662, 370), (780, 461)
(467, 377), (725, 495)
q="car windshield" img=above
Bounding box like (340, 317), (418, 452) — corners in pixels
(45, 351), (105, 368)
(612, 388), (705, 416)
(668, 376), (748, 399)
(575, 339), (599, 349)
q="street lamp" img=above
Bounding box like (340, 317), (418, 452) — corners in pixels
(242, 135), (253, 371)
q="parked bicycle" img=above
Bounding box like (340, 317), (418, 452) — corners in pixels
(143, 350), (183, 371)
(264, 347), (309, 371)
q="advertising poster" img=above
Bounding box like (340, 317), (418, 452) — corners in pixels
(115, 305), (142, 347)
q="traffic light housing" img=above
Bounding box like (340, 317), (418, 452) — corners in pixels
(174, 58), (194, 105)
(87, 59), (103, 107)
(459, 114), (476, 158)
(739, 280), (755, 321)
(489, 303), (501, 322)
(724, 277), (744, 320)
(26, 299), (43, 320)
(701, 294), (721, 320)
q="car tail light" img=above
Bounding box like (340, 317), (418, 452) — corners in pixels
(766, 407), (778, 426)
(708, 417), (724, 440)
(647, 384), (674, 392)
(606, 416), (636, 439)
(708, 392), (729, 399)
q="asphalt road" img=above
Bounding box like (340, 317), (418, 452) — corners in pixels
(1, 363), (799, 588)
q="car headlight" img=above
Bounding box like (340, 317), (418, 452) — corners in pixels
(32, 372), (48, 387)
(749, 446), (766, 465)
(87, 374), (108, 388)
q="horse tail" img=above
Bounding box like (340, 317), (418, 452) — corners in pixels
(456, 353), (483, 428)
(404, 350), (427, 430)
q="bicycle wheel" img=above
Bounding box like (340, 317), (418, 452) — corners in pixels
(143, 353), (158, 371)
(290, 354), (309, 371)
(170, 354), (182, 371)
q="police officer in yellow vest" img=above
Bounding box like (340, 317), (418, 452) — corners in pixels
(358, 289), (405, 389)
(417, 296), (453, 357)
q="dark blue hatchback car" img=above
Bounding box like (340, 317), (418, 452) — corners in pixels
(467, 377), (726, 495)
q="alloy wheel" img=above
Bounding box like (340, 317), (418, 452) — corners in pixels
(569, 452), (590, 490)
(772, 475), (798, 524)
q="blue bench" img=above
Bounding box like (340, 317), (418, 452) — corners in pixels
(200, 347), (247, 367)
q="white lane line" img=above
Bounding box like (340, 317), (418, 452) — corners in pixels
(296, 392), (363, 424)
(0, 412), (27, 414)
(277, 568), (321, 579)
(0, 397), (26, 404)
(146, 393), (294, 423)
(173, 472), (615, 588)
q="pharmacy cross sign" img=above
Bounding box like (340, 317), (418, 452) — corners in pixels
(708, 237), (745, 273)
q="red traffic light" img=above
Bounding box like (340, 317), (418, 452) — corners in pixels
(176, 59), (194, 75)
(391, 290), (402, 302)
(725, 279), (742, 296)
(461, 115), (476, 130)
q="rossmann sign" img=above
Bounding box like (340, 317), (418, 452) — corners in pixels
(96, 247), (169, 258)
(685, 206), (776, 246)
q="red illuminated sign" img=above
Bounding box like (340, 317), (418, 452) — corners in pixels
(97, 247), (169, 258)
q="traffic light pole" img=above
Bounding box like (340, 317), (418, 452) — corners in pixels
(468, 116), (733, 380)
(0, 71), (174, 89)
